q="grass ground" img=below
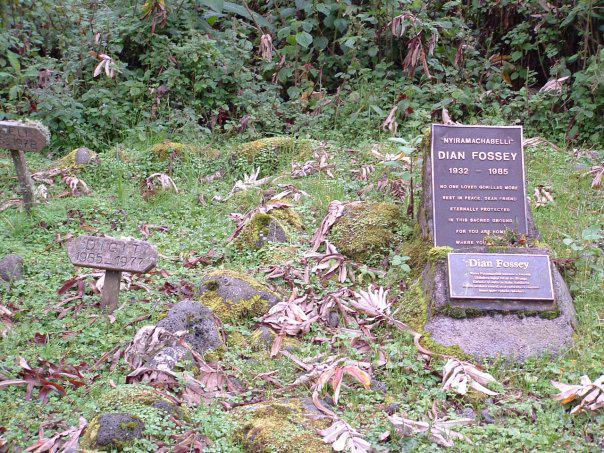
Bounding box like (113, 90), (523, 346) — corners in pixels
(0, 134), (602, 451)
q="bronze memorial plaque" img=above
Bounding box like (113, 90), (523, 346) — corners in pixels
(448, 252), (554, 301)
(67, 235), (158, 273)
(431, 124), (527, 247)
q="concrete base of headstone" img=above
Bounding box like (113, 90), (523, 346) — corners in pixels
(423, 262), (576, 361)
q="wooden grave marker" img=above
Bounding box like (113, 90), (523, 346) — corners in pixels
(0, 120), (50, 211)
(67, 235), (158, 312)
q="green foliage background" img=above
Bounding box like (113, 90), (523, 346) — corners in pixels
(0, 0), (602, 149)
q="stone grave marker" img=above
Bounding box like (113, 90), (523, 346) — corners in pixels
(430, 124), (527, 247)
(0, 120), (50, 211)
(417, 124), (576, 360)
(67, 235), (158, 312)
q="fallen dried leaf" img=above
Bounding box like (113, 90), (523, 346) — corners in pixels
(551, 374), (604, 414)
(442, 359), (500, 396)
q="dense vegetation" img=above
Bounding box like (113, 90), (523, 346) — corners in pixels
(0, 1), (602, 452)
(1, 0), (602, 149)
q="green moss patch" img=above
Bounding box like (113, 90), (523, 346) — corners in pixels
(199, 269), (279, 323)
(235, 399), (330, 453)
(330, 202), (403, 263)
(236, 206), (303, 251)
(395, 281), (469, 360)
(151, 141), (220, 161)
(232, 137), (315, 177)
(202, 292), (269, 323)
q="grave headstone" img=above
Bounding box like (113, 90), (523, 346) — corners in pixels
(430, 125), (527, 247)
(417, 124), (575, 360)
(67, 235), (158, 312)
(0, 120), (50, 211)
(420, 124), (542, 246)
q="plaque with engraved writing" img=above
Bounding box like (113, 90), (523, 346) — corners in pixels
(448, 253), (554, 301)
(431, 124), (527, 247)
(0, 120), (49, 152)
(67, 236), (157, 273)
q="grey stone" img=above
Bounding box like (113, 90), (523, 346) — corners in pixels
(370, 379), (387, 394)
(481, 408), (496, 424)
(96, 413), (144, 448)
(327, 311), (340, 328)
(156, 300), (222, 355)
(74, 147), (96, 165)
(460, 407), (476, 420)
(152, 400), (178, 415)
(385, 403), (400, 415)
(199, 273), (280, 309)
(0, 254), (24, 282)
(426, 311), (574, 361)
(258, 220), (287, 246)
(255, 326), (274, 346)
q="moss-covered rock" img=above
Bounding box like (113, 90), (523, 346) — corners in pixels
(155, 299), (223, 356)
(239, 137), (313, 161)
(97, 385), (175, 412)
(0, 254), (23, 283)
(57, 147), (98, 168)
(199, 270), (280, 323)
(81, 385), (185, 451)
(428, 246), (454, 263)
(233, 137), (314, 177)
(235, 399), (330, 453)
(330, 202), (403, 263)
(236, 206), (303, 250)
(82, 413), (144, 450)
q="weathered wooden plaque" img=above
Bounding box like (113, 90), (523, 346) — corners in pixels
(67, 236), (158, 312)
(431, 124), (527, 247)
(67, 236), (157, 273)
(0, 120), (50, 211)
(0, 120), (49, 152)
(448, 252), (554, 301)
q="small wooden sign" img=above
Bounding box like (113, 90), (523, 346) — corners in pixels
(448, 252), (554, 301)
(0, 120), (50, 211)
(67, 236), (158, 312)
(431, 124), (528, 247)
(0, 120), (49, 152)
